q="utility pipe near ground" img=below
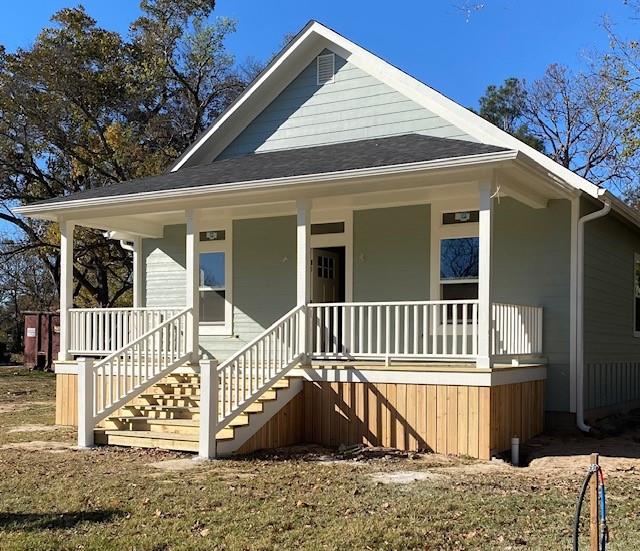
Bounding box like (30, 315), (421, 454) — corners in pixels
(576, 194), (611, 433)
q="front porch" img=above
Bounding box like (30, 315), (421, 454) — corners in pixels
(45, 162), (563, 458)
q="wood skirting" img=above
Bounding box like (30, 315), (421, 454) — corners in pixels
(55, 372), (544, 459)
(55, 373), (77, 426)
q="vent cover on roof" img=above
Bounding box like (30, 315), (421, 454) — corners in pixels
(317, 53), (335, 85)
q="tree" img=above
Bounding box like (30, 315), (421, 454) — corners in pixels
(0, 0), (254, 307)
(476, 78), (544, 151)
(477, 64), (637, 193)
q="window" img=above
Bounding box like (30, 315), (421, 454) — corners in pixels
(440, 237), (479, 300)
(635, 254), (640, 336)
(199, 252), (225, 323)
(311, 222), (345, 235)
(199, 222), (231, 334)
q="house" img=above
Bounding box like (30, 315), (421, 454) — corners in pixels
(16, 21), (640, 460)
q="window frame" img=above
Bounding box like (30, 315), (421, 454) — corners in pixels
(438, 211), (479, 301)
(634, 252), (640, 338)
(199, 220), (232, 336)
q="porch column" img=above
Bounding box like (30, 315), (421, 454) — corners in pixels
(296, 199), (311, 306)
(185, 210), (200, 363)
(477, 182), (494, 368)
(132, 237), (143, 308)
(58, 219), (74, 361)
(296, 200), (311, 358)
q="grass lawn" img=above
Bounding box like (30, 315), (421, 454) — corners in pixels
(0, 367), (639, 550)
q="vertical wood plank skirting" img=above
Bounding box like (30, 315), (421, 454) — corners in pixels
(301, 380), (544, 460)
(55, 371), (545, 459)
(55, 373), (78, 426)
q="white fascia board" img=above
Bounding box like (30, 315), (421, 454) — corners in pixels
(15, 150), (518, 219)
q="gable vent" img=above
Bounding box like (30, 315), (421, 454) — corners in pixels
(317, 53), (335, 85)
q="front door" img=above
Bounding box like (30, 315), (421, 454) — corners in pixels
(312, 248), (345, 354)
(312, 249), (342, 303)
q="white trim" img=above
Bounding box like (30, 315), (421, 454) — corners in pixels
(132, 237), (143, 308)
(54, 362), (78, 375)
(296, 200), (311, 306)
(58, 220), (74, 361)
(291, 365), (546, 386)
(15, 151), (519, 217)
(185, 210), (200, 362)
(477, 182), (493, 369)
(198, 219), (233, 336)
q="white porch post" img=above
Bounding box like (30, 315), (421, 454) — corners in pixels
(132, 236), (143, 308)
(186, 210), (200, 363)
(296, 200), (311, 357)
(58, 219), (74, 361)
(198, 358), (218, 459)
(77, 356), (94, 448)
(477, 182), (494, 368)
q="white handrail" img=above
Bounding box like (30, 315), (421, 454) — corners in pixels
(216, 304), (306, 427)
(308, 301), (479, 361)
(91, 307), (192, 423)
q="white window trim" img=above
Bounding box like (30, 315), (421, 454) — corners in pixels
(634, 252), (640, 338)
(199, 220), (233, 336)
(430, 200), (480, 300)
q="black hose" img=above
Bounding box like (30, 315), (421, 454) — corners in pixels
(573, 469), (595, 551)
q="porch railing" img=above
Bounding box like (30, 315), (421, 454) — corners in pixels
(69, 307), (183, 355)
(308, 301), (480, 361)
(491, 303), (543, 356)
(308, 300), (543, 361)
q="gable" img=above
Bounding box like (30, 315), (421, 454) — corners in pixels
(217, 50), (476, 160)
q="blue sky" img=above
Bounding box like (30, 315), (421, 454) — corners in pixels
(0, 0), (637, 235)
(1, 0), (635, 107)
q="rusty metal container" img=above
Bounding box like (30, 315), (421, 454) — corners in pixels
(23, 311), (60, 370)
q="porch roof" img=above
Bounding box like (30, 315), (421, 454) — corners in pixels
(27, 134), (508, 208)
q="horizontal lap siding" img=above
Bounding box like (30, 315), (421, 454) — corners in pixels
(492, 198), (571, 412)
(584, 201), (640, 410)
(353, 205), (430, 301)
(142, 217), (296, 362)
(219, 50), (473, 160)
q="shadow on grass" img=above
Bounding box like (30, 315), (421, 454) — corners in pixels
(0, 509), (124, 531)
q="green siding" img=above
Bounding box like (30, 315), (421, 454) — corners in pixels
(492, 198), (572, 412)
(142, 217), (296, 362)
(142, 224), (186, 308)
(353, 205), (430, 301)
(218, 50), (472, 160)
(583, 200), (640, 410)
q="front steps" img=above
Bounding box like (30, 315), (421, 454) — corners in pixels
(94, 372), (302, 454)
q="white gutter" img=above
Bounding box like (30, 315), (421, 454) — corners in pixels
(575, 193), (611, 432)
(104, 230), (135, 252)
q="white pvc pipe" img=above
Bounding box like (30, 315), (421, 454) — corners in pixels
(576, 196), (611, 432)
(511, 437), (520, 466)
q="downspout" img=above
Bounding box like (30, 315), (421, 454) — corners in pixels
(576, 194), (611, 432)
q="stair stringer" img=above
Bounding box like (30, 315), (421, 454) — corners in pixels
(216, 378), (304, 457)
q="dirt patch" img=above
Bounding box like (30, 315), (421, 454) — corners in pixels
(147, 457), (208, 472)
(0, 440), (75, 453)
(8, 424), (63, 433)
(369, 470), (448, 484)
(0, 401), (51, 414)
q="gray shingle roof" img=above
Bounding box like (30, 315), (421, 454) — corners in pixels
(33, 134), (508, 206)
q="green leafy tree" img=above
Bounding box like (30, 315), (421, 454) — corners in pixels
(0, 0), (255, 307)
(476, 78), (545, 151)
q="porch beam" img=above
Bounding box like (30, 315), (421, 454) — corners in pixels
(73, 216), (164, 239)
(477, 182), (494, 368)
(58, 219), (74, 361)
(296, 199), (311, 306)
(185, 209), (200, 363)
(499, 182), (548, 210)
